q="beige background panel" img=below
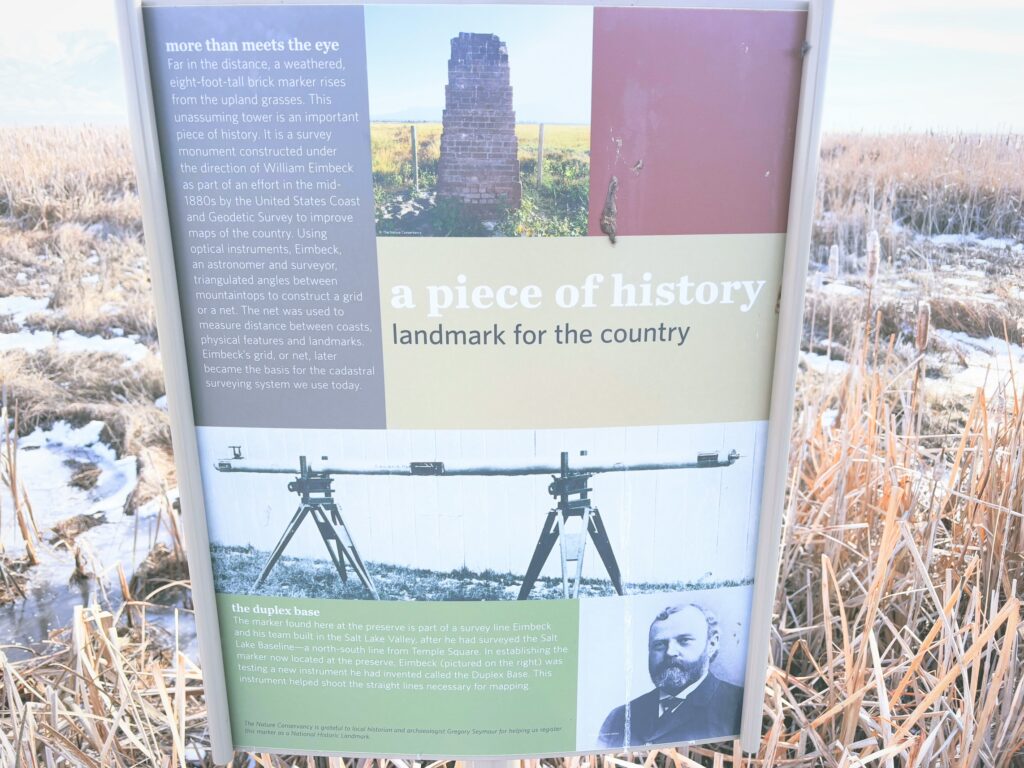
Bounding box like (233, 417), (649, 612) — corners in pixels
(378, 234), (785, 429)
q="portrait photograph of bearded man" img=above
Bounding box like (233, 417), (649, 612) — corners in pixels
(597, 602), (744, 748)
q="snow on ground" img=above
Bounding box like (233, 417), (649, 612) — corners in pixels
(933, 329), (1024, 397)
(0, 328), (150, 361)
(801, 351), (851, 376)
(0, 296), (49, 325)
(54, 329), (150, 362)
(819, 282), (864, 298)
(926, 233), (1024, 252)
(887, 223), (1024, 253)
(0, 294), (150, 361)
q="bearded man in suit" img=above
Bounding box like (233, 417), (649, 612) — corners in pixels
(598, 603), (744, 748)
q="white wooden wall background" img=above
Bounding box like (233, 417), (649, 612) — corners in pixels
(197, 422), (767, 585)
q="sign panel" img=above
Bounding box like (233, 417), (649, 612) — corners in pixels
(117, 0), (833, 760)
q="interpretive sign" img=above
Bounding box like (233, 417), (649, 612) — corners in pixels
(116, 0), (833, 761)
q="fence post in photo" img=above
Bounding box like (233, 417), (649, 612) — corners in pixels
(537, 122), (545, 186)
(411, 124), (419, 191)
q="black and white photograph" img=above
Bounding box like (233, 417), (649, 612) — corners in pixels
(196, 422), (766, 601)
(575, 587), (752, 751)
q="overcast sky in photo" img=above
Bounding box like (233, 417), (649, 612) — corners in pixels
(1, 0), (1022, 132)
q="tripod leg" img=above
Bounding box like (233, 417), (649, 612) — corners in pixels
(588, 508), (624, 595)
(518, 510), (560, 600)
(320, 502), (380, 600)
(255, 505), (309, 588)
(310, 505), (350, 585)
(344, 542), (380, 600)
(325, 507), (350, 583)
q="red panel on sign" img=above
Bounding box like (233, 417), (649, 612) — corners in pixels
(588, 8), (806, 237)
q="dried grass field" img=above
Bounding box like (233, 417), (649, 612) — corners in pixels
(1, 127), (1023, 766)
(372, 122), (590, 236)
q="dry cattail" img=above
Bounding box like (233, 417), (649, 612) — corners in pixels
(915, 301), (931, 353)
(828, 244), (840, 280)
(866, 230), (880, 287)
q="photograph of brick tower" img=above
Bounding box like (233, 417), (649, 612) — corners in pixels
(437, 33), (522, 213)
(364, 4), (592, 236)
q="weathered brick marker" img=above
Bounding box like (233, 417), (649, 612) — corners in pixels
(437, 33), (522, 211)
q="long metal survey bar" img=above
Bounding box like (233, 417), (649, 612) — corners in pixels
(215, 450), (741, 477)
(214, 447), (741, 599)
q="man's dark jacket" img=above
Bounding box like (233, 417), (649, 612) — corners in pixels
(597, 673), (743, 748)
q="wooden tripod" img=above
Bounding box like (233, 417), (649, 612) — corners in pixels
(255, 456), (379, 599)
(518, 451), (623, 600)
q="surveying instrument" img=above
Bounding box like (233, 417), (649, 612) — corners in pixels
(215, 447), (381, 599)
(513, 449), (741, 598)
(214, 447), (741, 600)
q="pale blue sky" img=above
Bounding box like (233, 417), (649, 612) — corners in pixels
(1, 0), (1022, 132)
(365, 5), (592, 123)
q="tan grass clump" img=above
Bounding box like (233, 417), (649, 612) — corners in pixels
(0, 353), (169, 463)
(816, 133), (1024, 250)
(0, 126), (139, 231)
(1, 605), (204, 766)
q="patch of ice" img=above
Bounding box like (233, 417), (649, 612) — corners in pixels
(933, 329), (1024, 397)
(801, 351), (851, 375)
(820, 282), (863, 298)
(80, 275), (100, 286)
(87, 457), (138, 518)
(8, 420), (135, 554)
(21, 419), (109, 452)
(15, 273), (27, 285)
(155, 395), (168, 411)
(936, 330), (1023, 357)
(85, 254), (100, 265)
(110, 327), (125, 337)
(0, 296), (49, 325)
(1, 419), (174, 650)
